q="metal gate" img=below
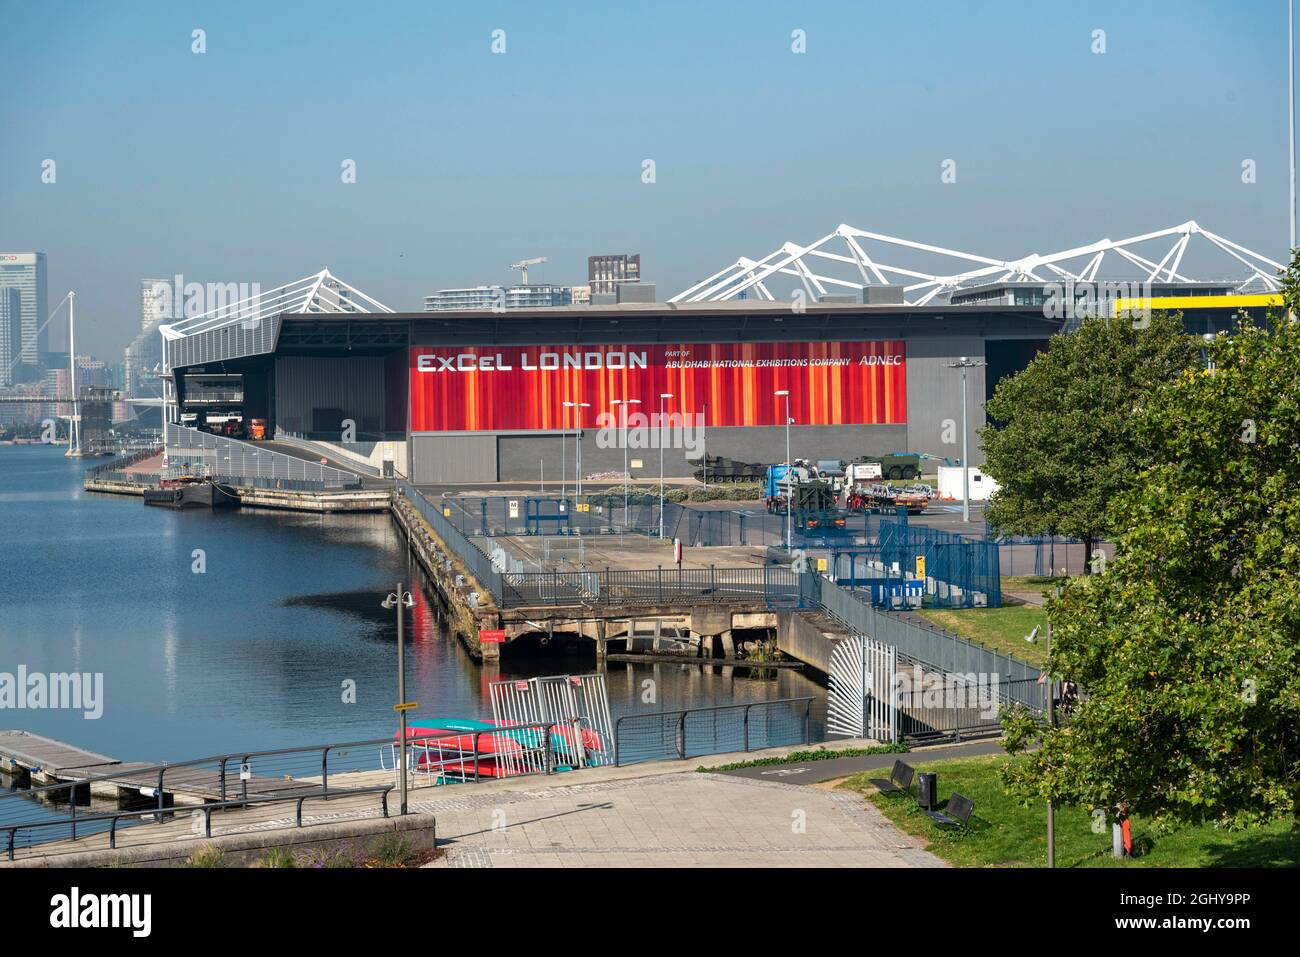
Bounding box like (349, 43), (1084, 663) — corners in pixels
(488, 673), (616, 770)
(827, 635), (897, 743)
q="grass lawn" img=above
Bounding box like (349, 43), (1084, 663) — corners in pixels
(841, 754), (1300, 867)
(915, 606), (1048, 667)
(1000, 574), (1069, 597)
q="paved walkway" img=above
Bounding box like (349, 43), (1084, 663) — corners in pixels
(420, 772), (943, 868)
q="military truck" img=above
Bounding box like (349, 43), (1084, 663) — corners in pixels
(853, 452), (922, 480)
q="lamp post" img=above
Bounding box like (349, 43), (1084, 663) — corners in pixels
(611, 398), (641, 528)
(775, 390), (792, 550)
(1291, 0), (1296, 254)
(701, 402), (708, 488)
(382, 583), (416, 815)
(562, 400), (590, 500)
(658, 392), (672, 538)
(946, 358), (984, 523)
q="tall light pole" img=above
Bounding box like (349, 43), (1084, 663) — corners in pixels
(1291, 0), (1296, 254)
(563, 400), (590, 499)
(65, 292), (79, 457)
(611, 398), (641, 527)
(560, 409), (567, 501)
(658, 392), (672, 538)
(775, 389), (792, 550)
(947, 358), (984, 523)
(700, 402), (708, 488)
(382, 584), (415, 815)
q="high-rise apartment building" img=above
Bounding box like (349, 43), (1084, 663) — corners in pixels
(0, 287), (22, 387)
(587, 253), (640, 295)
(0, 252), (49, 372)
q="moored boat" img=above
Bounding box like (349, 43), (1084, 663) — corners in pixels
(143, 476), (240, 509)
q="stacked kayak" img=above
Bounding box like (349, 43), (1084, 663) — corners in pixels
(399, 718), (606, 781)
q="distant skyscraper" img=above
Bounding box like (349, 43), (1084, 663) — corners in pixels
(588, 253), (640, 295)
(0, 287), (22, 387)
(424, 284), (573, 311)
(141, 279), (169, 330)
(0, 252), (49, 371)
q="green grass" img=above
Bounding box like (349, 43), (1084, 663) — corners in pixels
(699, 744), (907, 772)
(1000, 575), (1069, 597)
(842, 754), (1300, 868)
(184, 844), (228, 868)
(915, 606), (1048, 667)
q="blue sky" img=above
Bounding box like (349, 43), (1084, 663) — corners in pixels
(0, 0), (1292, 355)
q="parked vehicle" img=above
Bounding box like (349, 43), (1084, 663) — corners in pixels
(853, 452), (922, 480)
(845, 482), (931, 514)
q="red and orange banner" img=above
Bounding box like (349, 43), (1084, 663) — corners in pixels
(409, 340), (906, 432)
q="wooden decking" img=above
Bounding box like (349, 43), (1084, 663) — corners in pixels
(0, 731), (323, 805)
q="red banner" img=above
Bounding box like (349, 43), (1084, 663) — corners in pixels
(409, 341), (905, 431)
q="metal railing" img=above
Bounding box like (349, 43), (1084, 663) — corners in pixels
(5, 786), (395, 862)
(500, 563), (801, 608)
(894, 673), (1043, 743)
(164, 422), (362, 488)
(85, 446), (162, 477)
(0, 723), (560, 857)
(801, 573), (1042, 706)
(430, 493), (878, 549)
(396, 482), (504, 601)
(613, 697), (815, 765)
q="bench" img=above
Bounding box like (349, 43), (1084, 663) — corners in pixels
(923, 792), (975, 829)
(869, 759), (915, 796)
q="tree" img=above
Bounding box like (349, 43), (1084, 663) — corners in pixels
(980, 311), (1199, 562)
(1003, 283), (1300, 827)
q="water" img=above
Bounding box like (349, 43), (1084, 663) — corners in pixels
(0, 445), (825, 765)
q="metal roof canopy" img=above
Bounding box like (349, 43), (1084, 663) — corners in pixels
(158, 268), (393, 343)
(670, 221), (1287, 306)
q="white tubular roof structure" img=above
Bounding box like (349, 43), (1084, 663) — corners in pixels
(158, 268), (393, 342)
(669, 221), (1287, 306)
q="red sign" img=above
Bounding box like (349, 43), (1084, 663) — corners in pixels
(479, 629), (506, 644)
(410, 340), (905, 432)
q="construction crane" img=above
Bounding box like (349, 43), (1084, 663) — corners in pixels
(510, 257), (547, 285)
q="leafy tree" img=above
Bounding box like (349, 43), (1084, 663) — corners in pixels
(980, 311), (1199, 562)
(1003, 282), (1300, 827)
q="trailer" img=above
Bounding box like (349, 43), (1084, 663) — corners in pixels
(845, 482), (931, 514)
(853, 452), (922, 481)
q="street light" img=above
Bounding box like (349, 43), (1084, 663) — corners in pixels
(563, 401), (591, 499)
(774, 390), (792, 550)
(658, 392), (673, 538)
(611, 398), (641, 527)
(381, 583), (416, 815)
(946, 357), (985, 523)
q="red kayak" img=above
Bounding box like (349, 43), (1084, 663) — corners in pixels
(401, 718), (605, 759)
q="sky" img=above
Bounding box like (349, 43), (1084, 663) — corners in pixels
(0, 0), (1293, 357)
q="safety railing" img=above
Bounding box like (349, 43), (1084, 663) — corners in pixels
(396, 482), (504, 601)
(894, 672), (1043, 743)
(0, 723), (560, 858)
(800, 572), (1042, 707)
(499, 563), (802, 609)
(613, 697), (816, 765)
(85, 446), (162, 477)
(164, 422), (362, 488)
(4, 786), (395, 862)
